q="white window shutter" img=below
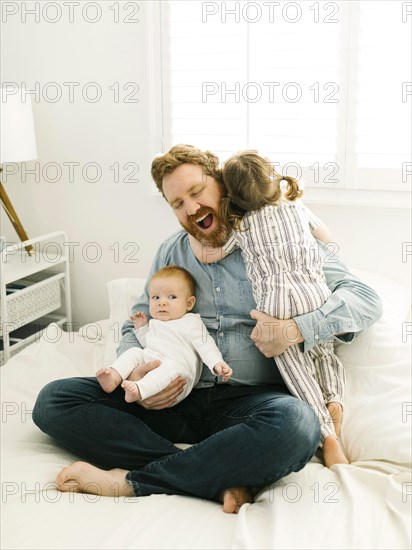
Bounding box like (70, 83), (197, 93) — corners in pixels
(161, 0), (411, 195)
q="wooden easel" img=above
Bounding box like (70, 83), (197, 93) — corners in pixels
(0, 169), (34, 255)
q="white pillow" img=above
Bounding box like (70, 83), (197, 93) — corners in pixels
(332, 268), (411, 465)
(338, 317), (411, 465)
(104, 277), (146, 366)
(349, 267), (410, 323)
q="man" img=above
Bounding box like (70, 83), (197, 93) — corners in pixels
(33, 145), (382, 514)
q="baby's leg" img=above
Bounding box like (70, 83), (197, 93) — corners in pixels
(97, 348), (146, 394)
(96, 367), (122, 393)
(275, 346), (349, 467)
(135, 358), (194, 404)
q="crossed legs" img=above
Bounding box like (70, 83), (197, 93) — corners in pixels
(33, 378), (321, 513)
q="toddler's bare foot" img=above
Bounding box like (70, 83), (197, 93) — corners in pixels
(220, 487), (254, 514)
(96, 367), (122, 393)
(327, 402), (343, 437)
(121, 380), (142, 403)
(56, 461), (133, 497)
(323, 435), (349, 468)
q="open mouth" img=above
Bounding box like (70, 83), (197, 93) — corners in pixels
(195, 213), (213, 230)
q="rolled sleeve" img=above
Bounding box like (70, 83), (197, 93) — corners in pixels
(294, 241), (383, 353)
(295, 299), (356, 353)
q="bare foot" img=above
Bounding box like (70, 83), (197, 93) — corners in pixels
(327, 402), (343, 437)
(221, 487), (254, 514)
(122, 380), (142, 403)
(56, 461), (134, 497)
(323, 435), (349, 468)
(96, 367), (122, 393)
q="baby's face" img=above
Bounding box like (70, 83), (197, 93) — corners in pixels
(149, 276), (195, 321)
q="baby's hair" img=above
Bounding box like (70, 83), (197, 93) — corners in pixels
(150, 265), (196, 296)
(221, 150), (303, 230)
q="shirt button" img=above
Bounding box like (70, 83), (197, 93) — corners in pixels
(315, 335), (319, 340)
(219, 332), (224, 337)
(216, 287), (221, 292)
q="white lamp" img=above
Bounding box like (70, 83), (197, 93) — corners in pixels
(0, 85), (38, 254)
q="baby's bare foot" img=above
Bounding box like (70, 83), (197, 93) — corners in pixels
(323, 435), (349, 468)
(96, 367), (121, 393)
(121, 380), (141, 403)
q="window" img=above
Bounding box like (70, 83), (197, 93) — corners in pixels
(157, 0), (411, 204)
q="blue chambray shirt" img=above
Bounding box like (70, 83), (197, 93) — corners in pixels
(119, 230), (382, 388)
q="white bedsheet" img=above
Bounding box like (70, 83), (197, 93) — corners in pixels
(1, 271), (411, 549)
(1, 329), (236, 550)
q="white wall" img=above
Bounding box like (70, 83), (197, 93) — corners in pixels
(305, 203), (411, 292)
(1, 1), (179, 325)
(1, 1), (410, 325)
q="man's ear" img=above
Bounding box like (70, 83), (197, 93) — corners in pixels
(187, 296), (196, 311)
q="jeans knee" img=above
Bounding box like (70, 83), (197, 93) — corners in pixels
(32, 380), (63, 431)
(249, 397), (320, 480)
(258, 397), (320, 450)
(284, 399), (321, 453)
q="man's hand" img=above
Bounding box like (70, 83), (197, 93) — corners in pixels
(126, 360), (186, 410)
(250, 309), (304, 357)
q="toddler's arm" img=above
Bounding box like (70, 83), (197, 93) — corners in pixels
(312, 222), (333, 244)
(302, 202), (333, 243)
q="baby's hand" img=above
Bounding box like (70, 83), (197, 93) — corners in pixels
(213, 361), (233, 382)
(130, 311), (148, 329)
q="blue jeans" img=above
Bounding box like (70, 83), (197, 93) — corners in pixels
(33, 378), (321, 501)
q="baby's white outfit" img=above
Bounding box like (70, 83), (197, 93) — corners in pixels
(111, 313), (223, 403)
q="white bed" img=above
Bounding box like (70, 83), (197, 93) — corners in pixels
(1, 268), (411, 550)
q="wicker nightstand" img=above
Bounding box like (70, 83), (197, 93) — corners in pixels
(0, 232), (72, 365)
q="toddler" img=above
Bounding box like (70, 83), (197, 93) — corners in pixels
(191, 150), (348, 467)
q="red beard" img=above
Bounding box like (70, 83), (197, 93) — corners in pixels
(180, 205), (231, 248)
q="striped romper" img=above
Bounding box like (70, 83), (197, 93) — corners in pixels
(225, 200), (345, 441)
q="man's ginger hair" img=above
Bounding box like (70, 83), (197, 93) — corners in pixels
(150, 265), (196, 296)
(151, 144), (223, 197)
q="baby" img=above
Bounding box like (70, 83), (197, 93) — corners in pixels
(96, 265), (232, 403)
